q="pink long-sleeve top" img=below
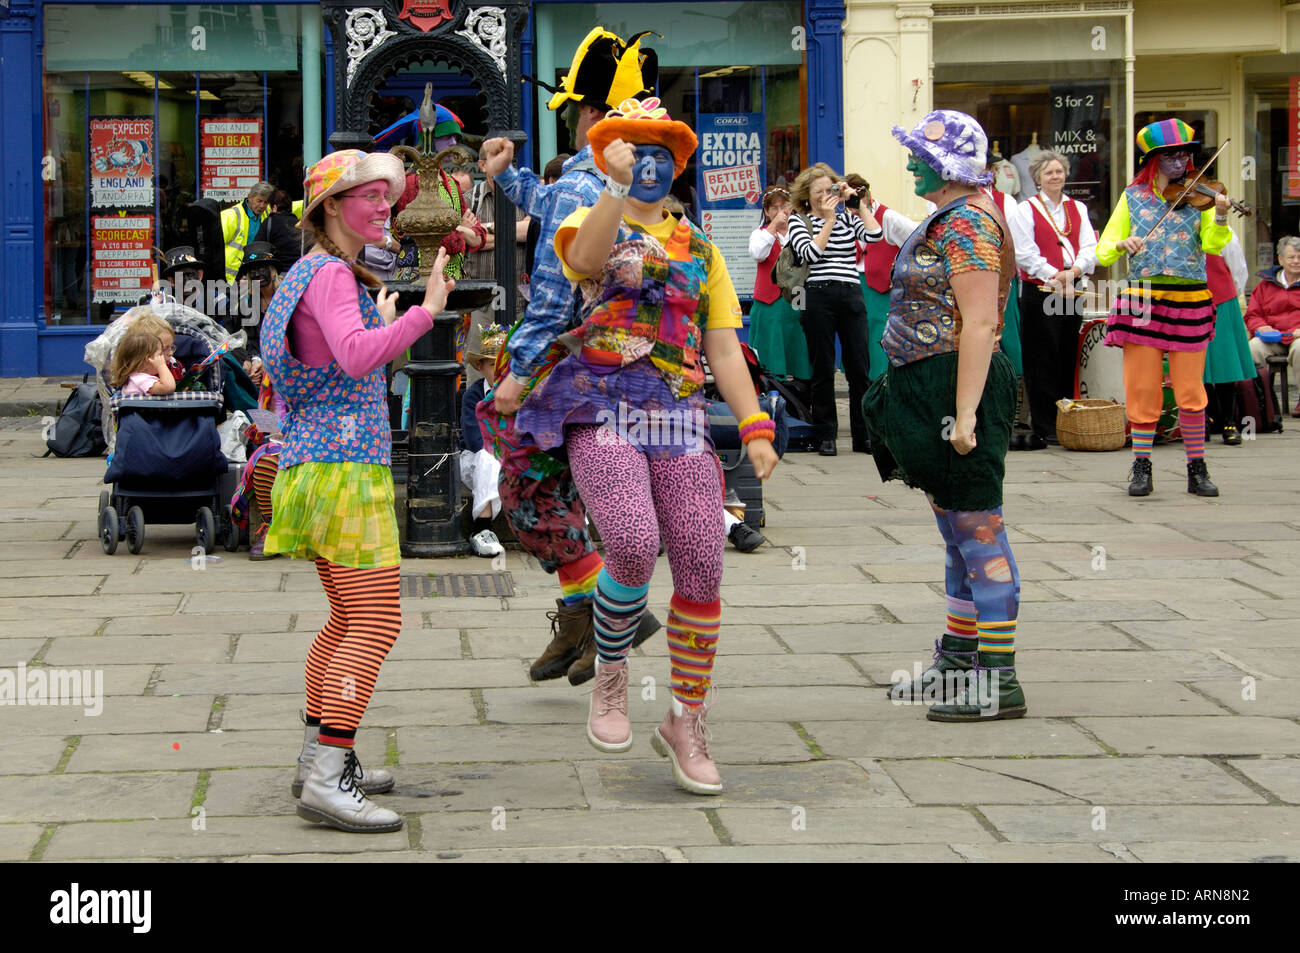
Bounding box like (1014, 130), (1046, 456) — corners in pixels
(288, 258), (432, 377)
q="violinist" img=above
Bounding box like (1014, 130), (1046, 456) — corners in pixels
(1095, 118), (1232, 498)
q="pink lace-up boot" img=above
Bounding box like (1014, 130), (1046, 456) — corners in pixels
(652, 696), (723, 795)
(586, 659), (632, 752)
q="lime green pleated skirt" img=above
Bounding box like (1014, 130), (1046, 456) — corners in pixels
(266, 461), (400, 568)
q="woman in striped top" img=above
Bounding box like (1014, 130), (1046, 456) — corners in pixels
(787, 163), (883, 455)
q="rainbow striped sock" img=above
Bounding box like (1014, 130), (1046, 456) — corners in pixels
(666, 593), (721, 707)
(557, 550), (602, 607)
(1131, 424), (1157, 459)
(945, 597), (978, 642)
(1180, 409), (1206, 461)
(977, 620), (1016, 655)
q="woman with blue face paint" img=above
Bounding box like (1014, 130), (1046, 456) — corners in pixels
(516, 98), (779, 794)
(864, 110), (1027, 722)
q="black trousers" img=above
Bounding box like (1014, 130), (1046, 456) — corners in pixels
(1019, 284), (1082, 439)
(800, 280), (871, 446)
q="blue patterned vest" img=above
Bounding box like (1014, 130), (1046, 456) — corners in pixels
(1124, 185), (1205, 281)
(260, 255), (392, 468)
(880, 192), (1014, 367)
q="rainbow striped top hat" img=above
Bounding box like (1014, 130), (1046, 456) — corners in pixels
(1136, 118), (1199, 166)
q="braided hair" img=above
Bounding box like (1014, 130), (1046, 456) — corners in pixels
(301, 205), (383, 290)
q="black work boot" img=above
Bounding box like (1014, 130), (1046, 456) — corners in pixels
(1127, 458), (1153, 496)
(926, 651), (1028, 722)
(887, 635), (977, 702)
(1187, 458), (1219, 497)
(530, 599), (593, 681)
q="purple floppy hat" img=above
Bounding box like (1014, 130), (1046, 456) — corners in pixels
(891, 110), (993, 188)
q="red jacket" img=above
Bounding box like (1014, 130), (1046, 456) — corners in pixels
(1244, 266), (1300, 335)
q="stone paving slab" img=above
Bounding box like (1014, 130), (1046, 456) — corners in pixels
(65, 728), (389, 772)
(0, 823), (45, 861)
(413, 807), (719, 850)
(979, 805), (1300, 843)
(1018, 681), (1228, 718)
(712, 805), (994, 846)
(1224, 759), (1300, 804)
(0, 771), (197, 823)
(0, 593), (182, 620)
(584, 759), (909, 809)
(203, 762), (589, 816)
(805, 717), (1105, 759)
(1076, 716), (1300, 755)
(218, 689), (479, 731)
(6, 736), (73, 775)
(679, 844), (963, 862)
(947, 843), (1129, 862)
(1189, 678), (1300, 717)
(1115, 619), (1300, 650)
(104, 613), (297, 636)
(0, 639), (46, 665)
(1124, 840), (1300, 862)
(853, 649), (1244, 684)
(0, 575), (106, 598)
(236, 847), (676, 862)
(42, 815), (411, 860)
(43, 634), (232, 666)
(880, 756), (1265, 806)
(1215, 648), (1300, 679)
(0, 695), (214, 736)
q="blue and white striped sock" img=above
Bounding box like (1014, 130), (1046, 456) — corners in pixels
(592, 568), (649, 665)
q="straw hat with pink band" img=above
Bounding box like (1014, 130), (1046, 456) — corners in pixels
(298, 150), (407, 228)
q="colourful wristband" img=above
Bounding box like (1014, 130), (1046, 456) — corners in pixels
(738, 412), (771, 430)
(740, 420), (776, 444)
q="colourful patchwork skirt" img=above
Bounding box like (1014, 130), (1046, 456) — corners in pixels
(1103, 279), (1215, 352)
(266, 461), (400, 568)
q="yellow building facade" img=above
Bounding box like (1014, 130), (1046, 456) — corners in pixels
(844, 0), (1300, 283)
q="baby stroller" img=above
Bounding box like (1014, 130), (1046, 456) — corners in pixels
(86, 304), (243, 555)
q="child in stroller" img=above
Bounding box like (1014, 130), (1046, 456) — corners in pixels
(88, 304), (242, 555)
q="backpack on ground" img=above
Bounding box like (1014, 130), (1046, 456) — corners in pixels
(1235, 366), (1283, 434)
(770, 214), (812, 306)
(44, 374), (108, 458)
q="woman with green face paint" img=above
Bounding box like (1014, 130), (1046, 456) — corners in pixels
(864, 110), (1027, 722)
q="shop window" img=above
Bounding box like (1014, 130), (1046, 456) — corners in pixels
(41, 5), (315, 326)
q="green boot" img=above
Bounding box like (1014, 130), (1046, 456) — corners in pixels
(887, 635), (977, 702)
(926, 651), (1027, 722)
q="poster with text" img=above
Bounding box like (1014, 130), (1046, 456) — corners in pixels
(91, 215), (154, 304)
(1289, 77), (1300, 199)
(1048, 84), (1109, 220)
(90, 117), (155, 209)
(697, 113), (765, 300)
(202, 118), (263, 202)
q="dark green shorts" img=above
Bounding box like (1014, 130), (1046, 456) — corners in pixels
(862, 350), (1016, 511)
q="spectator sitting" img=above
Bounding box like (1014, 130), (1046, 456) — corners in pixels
(1244, 235), (1300, 417)
(112, 323), (176, 397)
(460, 325), (506, 557)
(235, 241), (279, 353)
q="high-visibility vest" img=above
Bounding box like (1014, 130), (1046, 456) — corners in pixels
(291, 199), (303, 219)
(220, 203), (269, 282)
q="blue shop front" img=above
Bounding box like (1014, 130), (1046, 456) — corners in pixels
(0, 0), (846, 376)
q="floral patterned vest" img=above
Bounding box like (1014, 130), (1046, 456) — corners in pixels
(573, 215), (712, 399)
(261, 255), (392, 467)
(1124, 185), (1206, 281)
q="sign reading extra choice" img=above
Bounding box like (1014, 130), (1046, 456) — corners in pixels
(202, 118), (263, 202)
(91, 215), (154, 303)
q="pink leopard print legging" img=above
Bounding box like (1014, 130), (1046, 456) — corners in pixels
(566, 425), (725, 601)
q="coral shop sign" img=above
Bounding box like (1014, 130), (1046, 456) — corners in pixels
(398, 0), (453, 32)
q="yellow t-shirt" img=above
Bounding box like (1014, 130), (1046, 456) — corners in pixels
(555, 206), (743, 331)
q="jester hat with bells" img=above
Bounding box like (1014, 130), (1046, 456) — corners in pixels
(539, 27), (659, 113)
(588, 98), (698, 179)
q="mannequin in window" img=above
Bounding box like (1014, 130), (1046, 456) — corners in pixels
(1009, 132), (1045, 203)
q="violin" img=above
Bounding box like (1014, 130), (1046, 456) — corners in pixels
(1161, 177), (1252, 217)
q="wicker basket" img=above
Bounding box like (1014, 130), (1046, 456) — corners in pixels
(1055, 398), (1127, 451)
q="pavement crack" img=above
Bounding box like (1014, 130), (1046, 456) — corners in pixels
(207, 695), (227, 732)
(28, 824), (58, 862)
(225, 635), (240, 664)
(1061, 718), (1120, 756)
(765, 625), (795, 655)
(843, 654), (882, 687)
(63, 540), (84, 559)
(143, 663), (164, 696)
(1210, 757), (1285, 805)
(1179, 681), (1238, 714)
(385, 728), (400, 766)
(53, 737), (80, 775)
(789, 722), (827, 759)
(287, 613), (299, 632)
(28, 638), (54, 667)
(190, 769), (211, 811)
(1228, 577), (1282, 600)
(952, 758), (1089, 802)
(459, 628), (473, 659)
(1208, 648), (1271, 680)
(470, 687), (488, 724)
(961, 805), (1008, 842)
(405, 812), (422, 850)
(700, 807), (734, 846)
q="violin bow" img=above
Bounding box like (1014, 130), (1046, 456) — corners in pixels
(1142, 138), (1230, 242)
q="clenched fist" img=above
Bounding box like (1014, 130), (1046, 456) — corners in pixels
(602, 139), (636, 187)
(480, 138), (514, 178)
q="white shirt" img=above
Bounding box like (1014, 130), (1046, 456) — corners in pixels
(1010, 192), (1098, 282)
(749, 225), (783, 261)
(1221, 233), (1247, 296)
(871, 201), (920, 248)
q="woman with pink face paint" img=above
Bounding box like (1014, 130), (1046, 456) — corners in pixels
(259, 150), (454, 833)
